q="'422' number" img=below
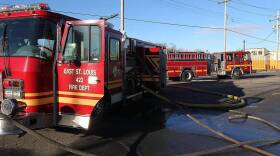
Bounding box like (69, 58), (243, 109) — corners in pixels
(76, 77), (83, 83)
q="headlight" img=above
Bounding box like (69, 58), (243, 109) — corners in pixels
(1, 99), (18, 116)
(4, 89), (24, 99)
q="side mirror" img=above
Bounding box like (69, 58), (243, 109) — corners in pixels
(0, 23), (7, 54)
(0, 38), (3, 54)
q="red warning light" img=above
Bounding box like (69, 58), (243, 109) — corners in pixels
(149, 47), (161, 53)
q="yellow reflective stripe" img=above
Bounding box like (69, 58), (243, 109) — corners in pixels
(25, 91), (53, 97)
(227, 64), (251, 67)
(146, 56), (160, 72)
(167, 70), (182, 73)
(195, 70), (207, 72)
(58, 97), (98, 106)
(18, 97), (53, 106)
(58, 91), (103, 98)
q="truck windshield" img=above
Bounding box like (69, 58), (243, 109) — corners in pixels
(0, 18), (56, 59)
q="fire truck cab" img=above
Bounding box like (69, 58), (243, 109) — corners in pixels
(0, 3), (165, 135)
(213, 51), (252, 79)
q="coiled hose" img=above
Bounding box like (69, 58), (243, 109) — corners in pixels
(141, 85), (276, 156)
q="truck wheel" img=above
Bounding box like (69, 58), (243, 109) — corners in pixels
(181, 70), (193, 81)
(217, 75), (227, 79)
(88, 90), (111, 131)
(231, 68), (242, 79)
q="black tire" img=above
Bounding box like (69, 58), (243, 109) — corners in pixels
(231, 68), (242, 79)
(172, 77), (181, 81)
(88, 89), (111, 130)
(217, 75), (227, 79)
(181, 70), (194, 81)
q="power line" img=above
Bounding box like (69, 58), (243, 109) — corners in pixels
(167, 0), (224, 15)
(53, 10), (277, 44)
(207, 0), (273, 17)
(228, 5), (273, 17)
(161, 0), (186, 9)
(247, 30), (275, 44)
(233, 0), (277, 12)
(206, 0), (272, 25)
(0, 3), (277, 45)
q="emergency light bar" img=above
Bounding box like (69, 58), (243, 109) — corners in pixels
(149, 47), (161, 53)
(0, 3), (50, 13)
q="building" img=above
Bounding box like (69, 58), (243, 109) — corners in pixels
(247, 48), (270, 71)
(269, 51), (280, 69)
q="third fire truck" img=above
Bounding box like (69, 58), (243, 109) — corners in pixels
(0, 3), (166, 134)
(213, 51), (252, 79)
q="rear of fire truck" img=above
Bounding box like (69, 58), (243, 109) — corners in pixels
(0, 3), (73, 134)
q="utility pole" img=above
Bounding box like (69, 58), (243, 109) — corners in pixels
(276, 11), (279, 69)
(218, 0), (229, 53)
(120, 0), (124, 34)
(243, 40), (245, 52)
(223, 0), (228, 53)
(271, 11), (280, 69)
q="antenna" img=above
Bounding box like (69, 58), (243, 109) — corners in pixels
(99, 13), (119, 21)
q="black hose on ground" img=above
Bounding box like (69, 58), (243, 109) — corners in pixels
(142, 85), (246, 110)
(170, 85), (241, 101)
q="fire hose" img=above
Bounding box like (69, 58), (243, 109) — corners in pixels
(182, 110), (280, 156)
(1, 85), (279, 156)
(0, 113), (131, 156)
(141, 85), (277, 156)
(0, 113), (98, 156)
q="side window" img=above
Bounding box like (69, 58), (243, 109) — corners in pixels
(234, 53), (239, 60)
(64, 26), (89, 61)
(90, 26), (101, 61)
(227, 54), (233, 61)
(110, 38), (120, 61)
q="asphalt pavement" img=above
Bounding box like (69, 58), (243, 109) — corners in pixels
(1, 71), (280, 156)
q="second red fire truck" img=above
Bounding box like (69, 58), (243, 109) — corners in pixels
(167, 51), (212, 81)
(0, 3), (166, 134)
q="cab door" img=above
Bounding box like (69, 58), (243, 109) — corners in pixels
(56, 21), (105, 129)
(106, 31), (123, 104)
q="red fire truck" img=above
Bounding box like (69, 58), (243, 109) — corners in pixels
(167, 50), (252, 81)
(213, 51), (252, 79)
(0, 3), (166, 134)
(167, 52), (213, 81)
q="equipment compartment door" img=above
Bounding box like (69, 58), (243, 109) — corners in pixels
(56, 22), (105, 129)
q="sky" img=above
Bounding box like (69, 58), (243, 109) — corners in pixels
(2, 0), (280, 52)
